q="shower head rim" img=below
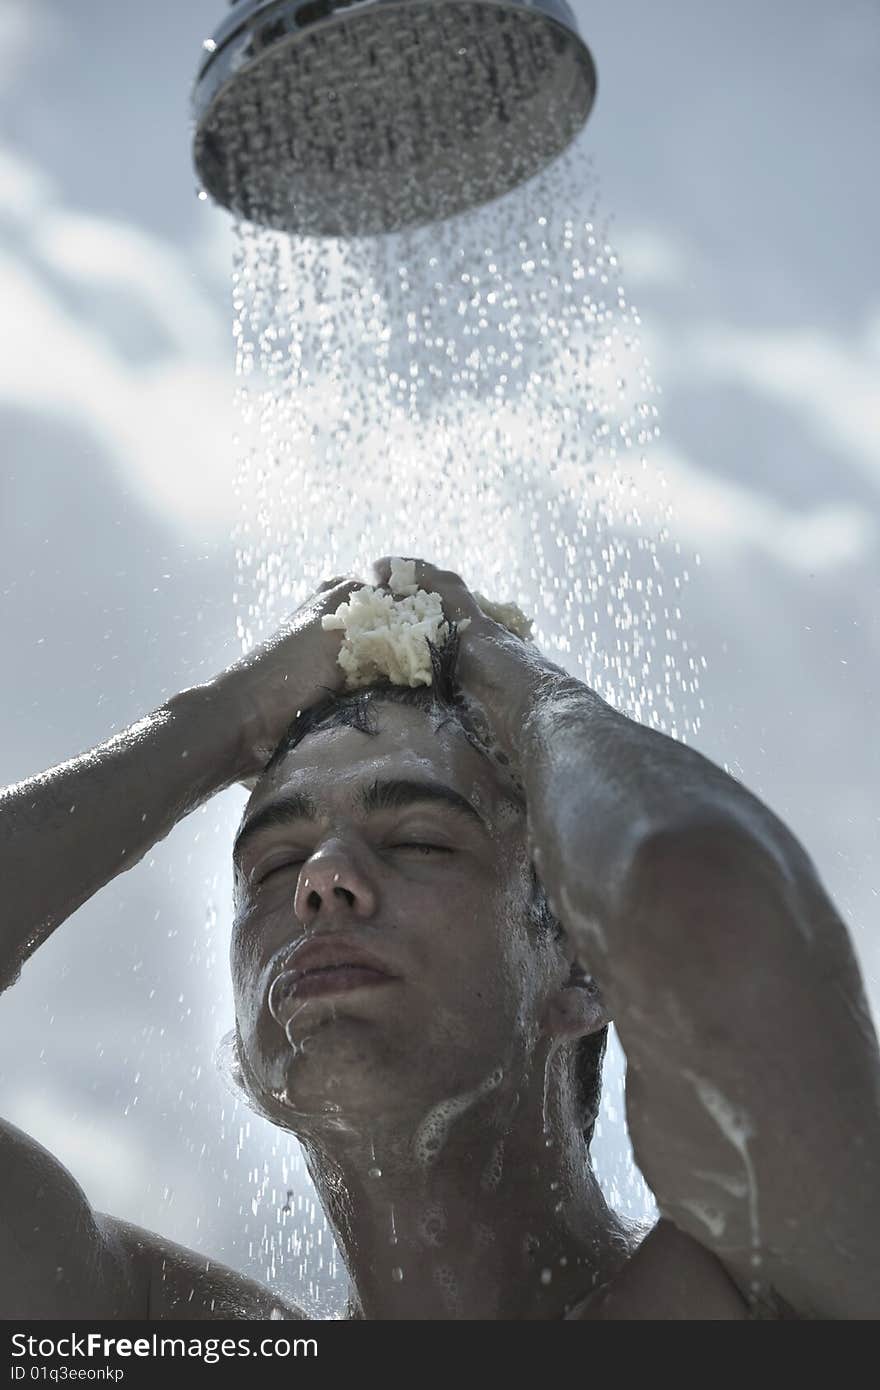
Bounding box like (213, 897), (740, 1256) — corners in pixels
(197, 0), (589, 65)
(192, 0), (598, 237)
(193, 0), (596, 116)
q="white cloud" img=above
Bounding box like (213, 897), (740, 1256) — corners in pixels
(0, 137), (252, 532)
(0, 144), (358, 538)
(0, 247), (241, 530)
(598, 227), (880, 497)
(624, 442), (875, 573)
(0, 146), (54, 229)
(35, 210), (226, 359)
(689, 321), (880, 487)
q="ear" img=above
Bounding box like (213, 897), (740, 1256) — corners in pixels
(540, 966), (611, 1042)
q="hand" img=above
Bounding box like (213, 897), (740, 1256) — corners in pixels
(370, 556), (572, 766)
(211, 575), (366, 786)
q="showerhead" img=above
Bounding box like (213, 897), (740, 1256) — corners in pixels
(192, 0), (597, 237)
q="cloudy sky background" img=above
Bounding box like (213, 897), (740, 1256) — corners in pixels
(1, 0), (877, 1313)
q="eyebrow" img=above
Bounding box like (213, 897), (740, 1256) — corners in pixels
(232, 776), (489, 867)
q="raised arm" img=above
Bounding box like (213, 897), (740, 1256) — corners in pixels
(0, 687), (235, 993)
(389, 557), (880, 1320)
(518, 681), (880, 1319)
(0, 578), (361, 993)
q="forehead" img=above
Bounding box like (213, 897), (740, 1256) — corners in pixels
(247, 700), (522, 824)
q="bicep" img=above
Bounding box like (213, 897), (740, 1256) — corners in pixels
(0, 1116), (146, 1318)
(610, 823), (880, 1320)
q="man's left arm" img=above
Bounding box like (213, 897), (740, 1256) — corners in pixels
(519, 681), (880, 1320)
(371, 556), (880, 1318)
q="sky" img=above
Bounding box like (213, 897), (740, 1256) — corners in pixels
(1, 0), (878, 1313)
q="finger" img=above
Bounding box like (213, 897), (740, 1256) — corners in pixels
(414, 559), (466, 591)
(370, 557), (395, 586)
(371, 556), (466, 591)
(370, 556), (443, 586)
(308, 576), (364, 606)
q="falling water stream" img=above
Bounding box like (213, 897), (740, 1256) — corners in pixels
(217, 134), (706, 1314)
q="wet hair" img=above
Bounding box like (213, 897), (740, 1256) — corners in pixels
(259, 624), (608, 1148)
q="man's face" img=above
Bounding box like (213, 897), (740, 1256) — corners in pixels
(230, 701), (568, 1132)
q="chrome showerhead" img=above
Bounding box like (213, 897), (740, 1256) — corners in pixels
(192, 0), (597, 237)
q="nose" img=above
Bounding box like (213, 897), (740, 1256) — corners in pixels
(293, 841), (378, 926)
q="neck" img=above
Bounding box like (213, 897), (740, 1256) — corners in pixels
(295, 1061), (635, 1320)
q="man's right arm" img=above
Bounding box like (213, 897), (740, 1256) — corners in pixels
(0, 576), (362, 995)
(0, 684), (240, 993)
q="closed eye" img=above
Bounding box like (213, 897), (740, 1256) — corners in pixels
(257, 859), (305, 883)
(256, 844), (450, 884)
(392, 843), (452, 855)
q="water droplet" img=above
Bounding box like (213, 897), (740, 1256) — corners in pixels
(540, 1267), (553, 1285)
(391, 1266), (404, 1283)
(368, 1165), (382, 1179)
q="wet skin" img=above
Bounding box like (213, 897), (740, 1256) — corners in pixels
(231, 701), (562, 1130)
(228, 699), (650, 1318)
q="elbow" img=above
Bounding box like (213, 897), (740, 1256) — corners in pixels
(615, 807), (819, 968)
(626, 804), (812, 899)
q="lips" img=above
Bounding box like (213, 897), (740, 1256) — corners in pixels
(268, 939), (399, 1024)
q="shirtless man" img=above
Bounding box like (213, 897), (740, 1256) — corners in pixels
(2, 556), (878, 1320)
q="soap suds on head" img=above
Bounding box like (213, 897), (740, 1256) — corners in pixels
(388, 556), (420, 596)
(321, 555), (533, 691)
(321, 577), (460, 689)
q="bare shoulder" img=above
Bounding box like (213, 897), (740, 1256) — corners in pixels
(101, 1215), (308, 1321)
(0, 1116), (304, 1320)
(0, 1117), (145, 1319)
(567, 1219), (759, 1320)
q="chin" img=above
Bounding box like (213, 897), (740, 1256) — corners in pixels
(248, 1020), (395, 1112)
